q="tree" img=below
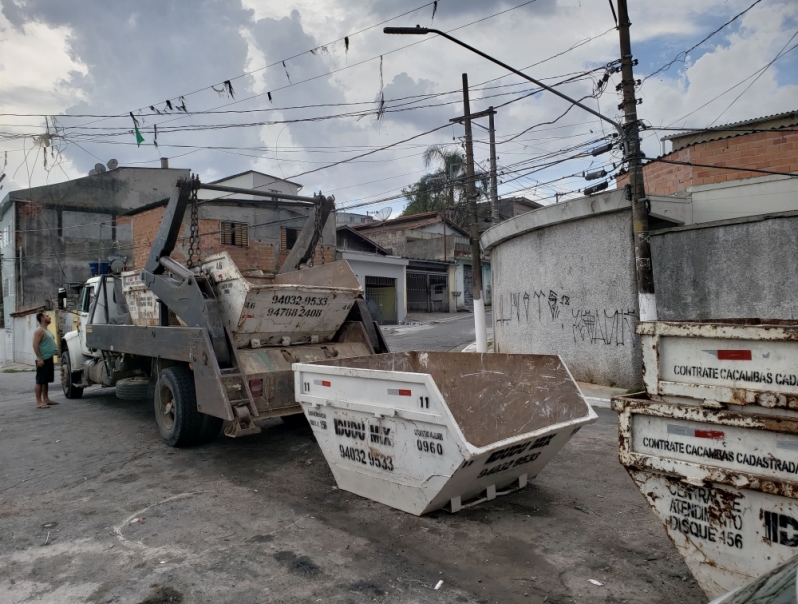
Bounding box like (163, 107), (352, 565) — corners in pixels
(401, 144), (488, 230)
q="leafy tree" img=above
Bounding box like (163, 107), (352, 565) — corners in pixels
(401, 144), (488, 230)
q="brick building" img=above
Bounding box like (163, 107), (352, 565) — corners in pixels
(614, 111), (798, 225)
(127, 171), (335, 273)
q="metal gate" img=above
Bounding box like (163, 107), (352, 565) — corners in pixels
(364, 276), (397, 325)
(463, 265), (473, 307)
(407, 272), (449, 313)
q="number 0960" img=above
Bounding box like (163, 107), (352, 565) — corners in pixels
(417, 439), (443, 455)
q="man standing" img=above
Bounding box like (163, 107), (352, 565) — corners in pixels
(33, 312), (58, 409)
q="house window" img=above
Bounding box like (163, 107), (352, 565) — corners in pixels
(2, 277), (10, 295)
(221, 221), (249, 247)
(281, 227), (301, 250)
(0, 224), (10, 247)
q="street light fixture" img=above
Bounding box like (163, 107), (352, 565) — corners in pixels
(384, 20), (658, 325)
(383, 26), (626, 144)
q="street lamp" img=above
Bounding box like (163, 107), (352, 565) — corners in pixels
(384, 22), (657, 325)
(383, 27), (626, 143)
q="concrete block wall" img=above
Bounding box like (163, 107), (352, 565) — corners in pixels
(617, 129), (798, 195)
(651, 212), (798, 321)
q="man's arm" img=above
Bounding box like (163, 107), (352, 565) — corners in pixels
(32, 330), (44, 367)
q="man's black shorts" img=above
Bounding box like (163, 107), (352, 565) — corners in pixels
(36, 357), (55, 385)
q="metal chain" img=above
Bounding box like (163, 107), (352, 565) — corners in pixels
(187, 187), (200, 268)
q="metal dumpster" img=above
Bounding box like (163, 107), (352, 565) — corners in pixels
(201, 252), (363, 348)
(638, 319), (798, 409)
(614, 318), (798, 600)
(293, 351), (597, 515)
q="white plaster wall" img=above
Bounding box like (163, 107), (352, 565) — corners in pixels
(340, 254), (408, 324)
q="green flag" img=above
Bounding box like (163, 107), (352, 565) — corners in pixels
(134, 124), (144, 147)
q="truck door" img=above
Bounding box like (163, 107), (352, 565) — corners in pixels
(78, 283), (96, 356)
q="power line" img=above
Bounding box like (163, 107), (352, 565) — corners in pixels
(642, 0), (765, 83)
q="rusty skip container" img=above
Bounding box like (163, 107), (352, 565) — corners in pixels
(638, 319), (798, 409)
(613, 394), (798, 599)
(616, 319), (798, 599)
(293, 351), (597, 515)
(200, 252), (362, 348)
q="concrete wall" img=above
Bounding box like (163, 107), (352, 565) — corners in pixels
(651, 211), (798, 321)
(12, 309), (58, 366)
(489, 204), (640, 388)
(404, 235), (470, 262)
(340, 252), (408, 324)
(197, 171), (300, 201)
(1, 167), (189, 327)
(1, 210), (15, 327)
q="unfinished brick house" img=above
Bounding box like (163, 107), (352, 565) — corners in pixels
(126, 170), (335, 273)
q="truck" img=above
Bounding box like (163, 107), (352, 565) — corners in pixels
(60, 176), (388, 447)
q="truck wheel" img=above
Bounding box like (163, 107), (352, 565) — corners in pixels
(61, 354), (84, 399)
(281, 412), (309, 428)
(115, 377), (151, 401)
(197, 415), (224, 444)
(154, 366), (204, 447)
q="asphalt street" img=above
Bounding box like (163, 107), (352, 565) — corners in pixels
(383, 313), (493, 352)
(0, 317), (703, 604)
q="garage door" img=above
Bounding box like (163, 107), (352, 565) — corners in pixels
(365, 276), (397, 325)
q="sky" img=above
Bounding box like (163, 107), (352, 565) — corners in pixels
(0, 0), (796, 217)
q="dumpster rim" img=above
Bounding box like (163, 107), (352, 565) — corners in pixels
(294, 360), (598, 455)
(613, 394), (798, 501)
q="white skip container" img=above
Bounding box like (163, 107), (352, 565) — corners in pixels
(613, 394), (798, 599)
(293, 351), (597, 515)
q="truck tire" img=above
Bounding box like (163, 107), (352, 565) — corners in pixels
(281, 412), (309, 428)
(61, 353), (84, 399)
(197, 415), (224, 444)
(115, 377), (150, 401)
(154, 366), (204, 447)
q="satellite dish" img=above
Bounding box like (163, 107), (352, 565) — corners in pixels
(95, 163), (107, 173)
(88, 169), (98, 176)
(107, 159), (119, 170)
(374, 207), (392, 222)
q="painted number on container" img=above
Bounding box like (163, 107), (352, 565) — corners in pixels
(271, 295), (329, 306)
(339, 445), (393, 472)
(266, 307), (324, 318)
(417, 440), (443, 455)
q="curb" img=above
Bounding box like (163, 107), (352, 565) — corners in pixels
(584, 396), (612, 409)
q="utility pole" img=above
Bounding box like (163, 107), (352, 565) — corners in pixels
(459, 74), (488, 353)
(616, 0), (656, 321)
(488, 107), (499, 223)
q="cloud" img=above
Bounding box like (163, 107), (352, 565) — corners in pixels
(0, 0), (795, 211)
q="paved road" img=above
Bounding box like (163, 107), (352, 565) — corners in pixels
(384, 313), (493, 352)
(0, 366), (703, 604)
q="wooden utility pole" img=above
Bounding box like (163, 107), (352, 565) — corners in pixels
(616, 0), (657, 321)
(488, 107), (499, 223)
(460, 73), (488, 352)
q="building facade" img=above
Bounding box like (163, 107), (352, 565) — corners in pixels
(484, 112), (798, 388)
(1, 166), (189, 328)
(336, 226), (408, 325)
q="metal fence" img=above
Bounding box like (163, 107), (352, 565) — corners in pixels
(407, 271), (449, 313)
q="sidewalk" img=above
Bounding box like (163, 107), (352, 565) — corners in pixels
(1, 362), (36, 373)
(403, 311), (470, 325)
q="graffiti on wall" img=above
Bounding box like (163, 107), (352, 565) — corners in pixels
(496, 289), (638, 346)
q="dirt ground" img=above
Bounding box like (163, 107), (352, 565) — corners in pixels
(0, 370), (706, 604)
